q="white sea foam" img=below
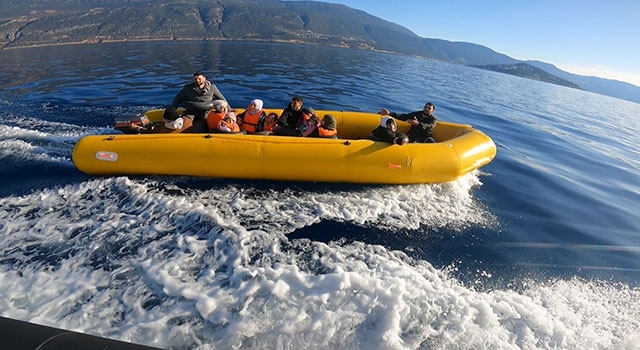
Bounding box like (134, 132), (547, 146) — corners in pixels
(0, 116), (101, 165)
(0, 177), (638, 349)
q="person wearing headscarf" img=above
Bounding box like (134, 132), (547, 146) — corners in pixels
(369, 116), (408, 145)
(237, 99), (267, 134)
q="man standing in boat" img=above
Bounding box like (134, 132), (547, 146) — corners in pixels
(379, 102), (437, 143)
(171, 71), (227, 131)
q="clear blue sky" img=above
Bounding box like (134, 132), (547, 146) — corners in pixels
(292, 0), (640, 86)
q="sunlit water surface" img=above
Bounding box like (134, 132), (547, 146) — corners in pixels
(1, 41), (639, 349)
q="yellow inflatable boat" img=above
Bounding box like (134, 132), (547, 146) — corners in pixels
(72, 109), (496, 184)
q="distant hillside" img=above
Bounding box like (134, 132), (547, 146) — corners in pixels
(471, 63), (582, 89)
(0, 0), (517, 65)
(1, 0), (638, 103)
(525, 61), (640, 104)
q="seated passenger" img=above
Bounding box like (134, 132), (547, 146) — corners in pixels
(171, 71), (227, 132)
(316, 114), (338, 138)
(273, 96), (304, 136)
(238, 99), (267, 134)
(262, 112), (278, 133)
(369, 116), (408, 145)
(131, 107), (194, 133)
(218, 111), (240, 133)
(379, 102), (437, 143)
(206, 101), (239, 133)
(296, 107), (320, 137)
(171, 71), (227, 121)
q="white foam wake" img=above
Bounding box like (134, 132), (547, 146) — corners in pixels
(1, 177), (637, 349)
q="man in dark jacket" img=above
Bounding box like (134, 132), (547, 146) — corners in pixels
(273, 96), (304, 136)
(379, 102), (437, 143)
(171, 71), (227, 122)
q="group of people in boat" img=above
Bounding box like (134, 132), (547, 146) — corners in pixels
(133, 71), (438, 145)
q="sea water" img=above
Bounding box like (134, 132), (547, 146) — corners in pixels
(0, 41), (639, 349)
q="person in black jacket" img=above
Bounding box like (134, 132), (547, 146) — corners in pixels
(379, 102), (437, 143)
(273, 95), (304, 136)
(369, 116), (408, 145)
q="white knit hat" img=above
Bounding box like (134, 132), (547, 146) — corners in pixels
(380, 116), (396, 128)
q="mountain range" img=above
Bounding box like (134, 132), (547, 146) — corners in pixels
(1, 0), (638, 104)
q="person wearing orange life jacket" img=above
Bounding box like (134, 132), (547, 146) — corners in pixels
(206, 100), (230, 132)
(237, 99), (267, 134)
(296, 107), (320, 137)
(262, 112), (278, 133)
(316, 114), (338, 138)
(218, 111), (241, 133)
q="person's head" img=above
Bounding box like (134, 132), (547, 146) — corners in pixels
(163, 106), (181, 121)
(423, 102), (435, 116)
(214, 100), (229, 113)
(290, 96), (303, 111)
(321, 114), (337, 130)
(224, 111), (237, 123)
(302, 107), (315, 121)
(381, 116), (397, 131)
(266, 112), (278, 123)
(248, 99), (263, 113)
(192, 71), (207, 88)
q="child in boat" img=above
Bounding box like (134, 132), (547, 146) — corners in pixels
(369, 116), (408, 145)
(218, 111), (240, 133)
(206, 101), (240, 133)
(296, 107), (320, 137)
(262, 112), (278, 133)
(130, 107), (193, 133)
(378, 102), (437, 143)
(316, 114), (338, 138)
(160, 107), (194, 133)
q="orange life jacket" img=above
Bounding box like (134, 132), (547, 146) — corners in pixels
(262, 118), (277, 132)
(240, 110), (265, 134)
(220, 118), (240, 133)
(318, 127), (338, 137)
(206, 110), (225, 131)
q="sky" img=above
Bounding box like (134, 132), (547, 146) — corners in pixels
(297, 0), (640, 86)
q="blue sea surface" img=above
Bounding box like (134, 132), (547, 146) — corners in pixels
(1, 41), (639, 349)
